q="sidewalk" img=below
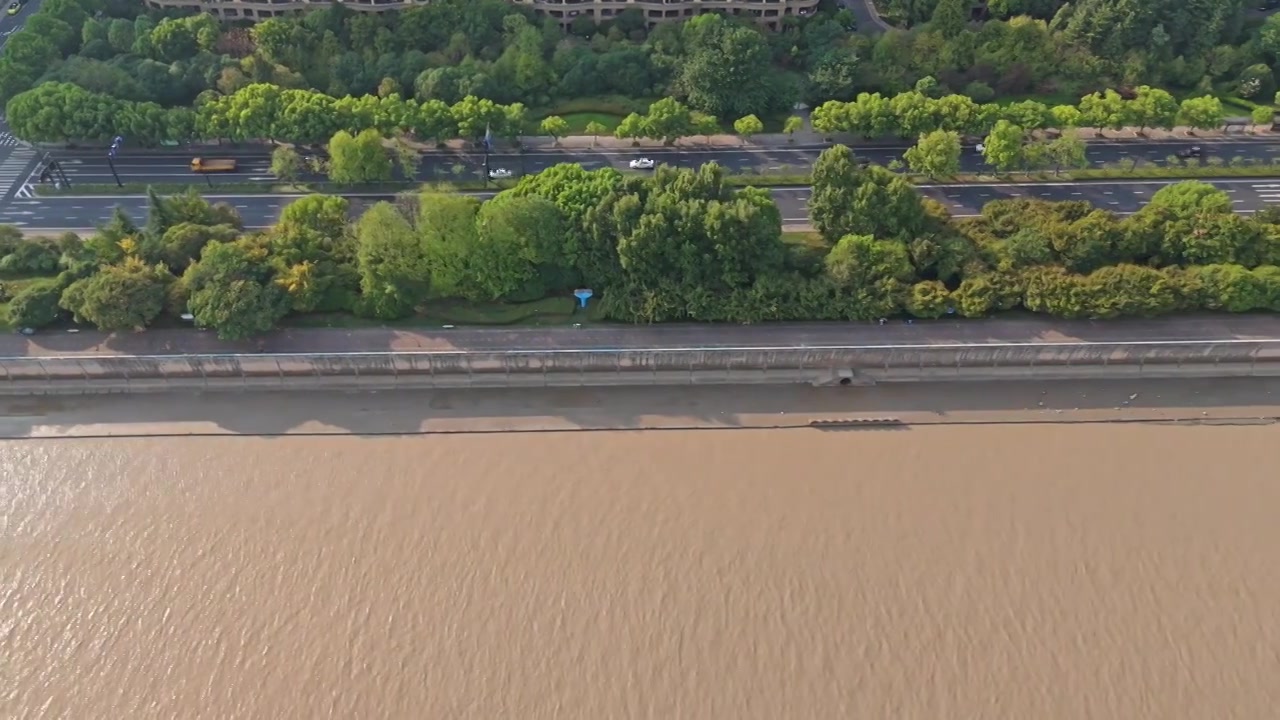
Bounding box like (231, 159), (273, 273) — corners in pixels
(1, 315), (1277, 360)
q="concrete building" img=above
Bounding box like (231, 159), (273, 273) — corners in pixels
(142, 0), (820, 30)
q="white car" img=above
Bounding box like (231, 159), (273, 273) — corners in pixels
(629, 158), (655, 170)
(488, 168), (512, 179)
(975, 143), (986, 154)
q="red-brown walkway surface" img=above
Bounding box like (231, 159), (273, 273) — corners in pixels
(2, 315), (1278, 359)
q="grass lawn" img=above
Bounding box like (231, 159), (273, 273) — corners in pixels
(781, 230), (830, 269)
(533, 96), (654, 121)
(284, 296), (584, 330)
(990, 92), (1081, 107)
(558, 112), (623, 134)
(781, 230), (827, 249)
(1212, 94), (1262, 116)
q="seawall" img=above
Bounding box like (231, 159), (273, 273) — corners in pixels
(2, 339), (1279, 395)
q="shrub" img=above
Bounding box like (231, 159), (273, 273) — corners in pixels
(963, 81), (995, 103)
(7, 281), (64, 329)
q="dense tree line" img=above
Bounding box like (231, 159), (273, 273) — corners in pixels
(0, 0), (805, 138)
(6, 156), (1280, 335)
(5, 80), (789, 155)
(5, 0), (1278, 148)
(813, 85), (1228, 140)
(865, 0), (1260, 101)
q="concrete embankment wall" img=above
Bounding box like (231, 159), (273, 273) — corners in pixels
(2, 340), (1279, 395)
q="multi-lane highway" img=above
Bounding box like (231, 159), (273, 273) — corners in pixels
(6, 178), (1280, 232)
(35, 138), (1280, 189)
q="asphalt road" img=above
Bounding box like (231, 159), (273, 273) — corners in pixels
(4, 315), (1277, 358)
(0, 0), (40, 51)
(38, 138), (1280, 188)
(8, 178), (1280, 232)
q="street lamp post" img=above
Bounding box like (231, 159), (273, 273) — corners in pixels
(107, 136), (124, 188)
(482, 123), (492, 188)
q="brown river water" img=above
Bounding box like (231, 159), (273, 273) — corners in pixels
(3, 381), (1279, 719)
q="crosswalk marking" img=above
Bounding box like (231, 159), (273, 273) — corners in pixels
(0, 147), (36, 199)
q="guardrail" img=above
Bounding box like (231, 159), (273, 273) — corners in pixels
(2, 339), (1279, 393)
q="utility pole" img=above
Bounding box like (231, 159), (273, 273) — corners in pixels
(482, 122), (492, 188)
(107, 135), (124, 188)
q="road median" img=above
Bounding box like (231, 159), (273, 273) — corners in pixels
(35, 164), (1280, 198)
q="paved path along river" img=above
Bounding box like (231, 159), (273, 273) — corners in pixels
(3, 315), (1278, 359)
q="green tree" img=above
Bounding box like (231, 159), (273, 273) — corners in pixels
(471, 194), (570, 300)
(644, 97), (693, 144)
(450, 95), (507, 141)
(1050, 210), (1125, 273)
(733, 114), (764, 142)
(952, 275), (997, 317)
(934, 94), (983, 134)
(501, 103), (528, 142)
(1001, 100), (1051, 130)
(904, 130), (961, 178)
(824, 234), (914, 319)
(1078, 90), (1131, 133)
(691, 113), (720, 143)
(678, 18), (792, 120)
(1178, 96), (1225, 132)
(270, 194), (359, 313)
(930, 0), (969, 38)
(152, 222), (239, 274)
(1252, 105), (1275, 127)
(810, 145), (926, 243)
(539, 115), (569, 144)
(354, 202), (430, 319)
(327, 129), (392, 184)
(1050, 105), (1084, 129)
(106, 18), (135, 54)
(906, 280), (952, 318)
(783, 115), (804, 141)
(144, 186), (175, 242)
(7, 281), (64, 329)
(1045, 131), (1088, 175)
(59, 258), (173, 331)
(1261, 13), (1280, 58)
(225, 83), (286, 141)
(181, 239), (290, 340)
(611, 164), (784, 296)
(584, 120), (608, 146)
(389, 134), (420, 181)
(1237, 64), (1275, 102)
(419, 191), (483, 298)
(889, 91), (940, 138)
(1147, 180), (1234, 216)
(1190, 264), (1266, 312)
(271, 146), (304, 183)
(1128, 86), (1179, 133)
(508, 163), (623, 287)
(982, 120), (1026, 172)
(411, 98), (456, 146)
(614, 112), (647, 141)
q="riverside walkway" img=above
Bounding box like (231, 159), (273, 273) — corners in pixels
(1, 315), (1277, 359)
